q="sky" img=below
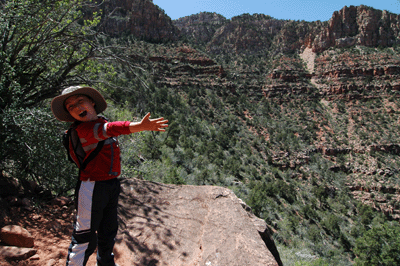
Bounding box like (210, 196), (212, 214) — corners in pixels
(152, 0), (400, 22)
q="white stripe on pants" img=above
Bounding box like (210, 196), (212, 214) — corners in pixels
(68, 180), (95, 265)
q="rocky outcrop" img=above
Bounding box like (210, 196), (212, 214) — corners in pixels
(0, 246), (36, 261)
(0, 225), (34, 248)
(174, 12), (228, 44)
(137, 44), (226, 88)
(96, 0), (179, 42)
(311, 5), (400, 52)
(371, 144), (400, 155)
(349, 182), (400, 220)
(0, 225), (36, 262)
(308, 45), (400, 99)
(115, 178), (282, 266)
(269, 69), (312, 82)
(207, 14), (285, 55)
(320, 65), (400, 79)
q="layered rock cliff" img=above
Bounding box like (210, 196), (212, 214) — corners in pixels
(96, 1), (400, 56)
(95, 1), (400, 100)
(311, 5), (400, 52)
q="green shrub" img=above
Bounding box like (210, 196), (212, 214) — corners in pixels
(354, 222), (400, 266)
(1, 108), (76, 196)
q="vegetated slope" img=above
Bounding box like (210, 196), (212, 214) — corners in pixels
(98, 2), (400, 264)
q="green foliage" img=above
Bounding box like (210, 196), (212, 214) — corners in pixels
(357, 203), (376, 226)
(354, 222), (400, 266)
(0, 0), (103, 195)
(248, 178), (296, 218)
(1, 107), (76, 195)
(0, 0), (100, 110)
(321, 214), (341, 237)
(277, 244), (337, 266)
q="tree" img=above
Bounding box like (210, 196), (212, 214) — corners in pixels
(354, 222), (400, 266)
(0, 0), (102, 193)
(0, 0), (102, 110)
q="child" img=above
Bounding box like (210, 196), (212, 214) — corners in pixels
(51, 86), (168, 266)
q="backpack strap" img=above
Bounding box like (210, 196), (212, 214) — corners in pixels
(63, 121), (106, 178)
(69, 127), (86, 167)
(80, 139), (105, 171)
(63, 129), (74, 164)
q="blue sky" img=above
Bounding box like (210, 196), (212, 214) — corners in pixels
(152, 0), (400, 22)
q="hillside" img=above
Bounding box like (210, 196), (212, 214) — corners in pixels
(2, 1), (400, 265)
(106, 1), (400, 219)
(97, 2), (400, 264)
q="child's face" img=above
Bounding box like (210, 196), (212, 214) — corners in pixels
(65, 95), (98, 122)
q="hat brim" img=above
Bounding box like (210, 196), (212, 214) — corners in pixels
(51, 86), (107, 122)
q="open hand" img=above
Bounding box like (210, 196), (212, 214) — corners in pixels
(129, 112), (168, 133)
(140, 112), (169, 131)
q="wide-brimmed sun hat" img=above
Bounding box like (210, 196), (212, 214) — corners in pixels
(51, 86), (107, 122)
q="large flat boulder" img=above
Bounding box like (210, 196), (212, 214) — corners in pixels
(114, 178), (281, 266)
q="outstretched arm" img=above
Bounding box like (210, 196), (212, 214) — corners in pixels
(129, 112), (169, 133)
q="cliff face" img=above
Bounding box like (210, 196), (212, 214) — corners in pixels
(172, 5), (400, 55)
(311, 5), (400, 52)
(312, 48), (400, 98)
(207, 15), (286, 55)
(97, 0), (179, 42)
(174, 12), (228, 44)
(97, 2), (400, 55)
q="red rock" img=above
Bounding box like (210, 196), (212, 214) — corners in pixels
(0, 246), (36, 261)
(94, 0), (179, 42)
(0, 225), (34, 248)
(115, 178), (281, 266)
(50, 196), (72, 207)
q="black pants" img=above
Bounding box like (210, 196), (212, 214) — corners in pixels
(66, 178), (120, 266)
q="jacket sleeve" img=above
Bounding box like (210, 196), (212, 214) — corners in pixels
(76, 120), (131, 146)
(105, 121), (131, 136)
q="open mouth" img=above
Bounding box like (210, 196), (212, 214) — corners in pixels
(79, 111), (87, 118)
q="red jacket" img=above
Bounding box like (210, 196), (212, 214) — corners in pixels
(68, 117), (131, 181)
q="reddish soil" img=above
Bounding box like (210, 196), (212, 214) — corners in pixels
(0, 204), (130, 266)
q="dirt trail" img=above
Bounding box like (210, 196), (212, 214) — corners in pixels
(1, 204), (103, 265)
